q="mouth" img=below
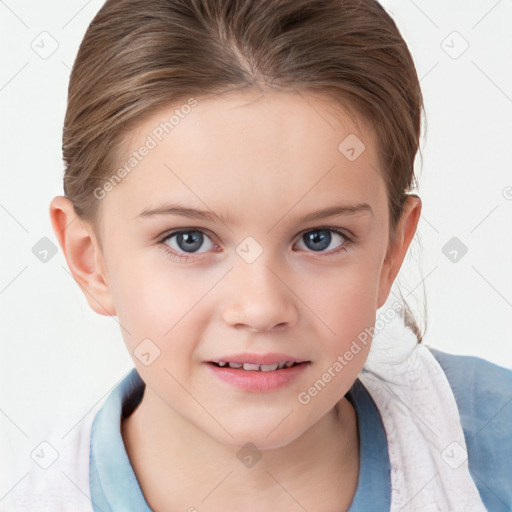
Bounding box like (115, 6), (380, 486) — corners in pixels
(205, 358), (311, 392)
(208, 361), (308, 371)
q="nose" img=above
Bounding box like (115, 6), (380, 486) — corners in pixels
(221, 257), (299, 333)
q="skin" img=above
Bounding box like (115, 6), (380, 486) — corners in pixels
(50, 89), (421, 511)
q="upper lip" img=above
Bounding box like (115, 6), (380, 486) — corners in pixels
(208, 352), (310, 365)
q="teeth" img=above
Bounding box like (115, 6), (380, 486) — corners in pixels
(260, 363), (279, 372)
(242, 363), (261, 371)
(217, 361), (298, 370)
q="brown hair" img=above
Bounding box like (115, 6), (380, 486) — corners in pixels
(62, 0), (426, 341)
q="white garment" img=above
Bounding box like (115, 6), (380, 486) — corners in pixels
(2, 405), (98, 512)
(2, 298), (488, 511)
(358, 297), (488, 511)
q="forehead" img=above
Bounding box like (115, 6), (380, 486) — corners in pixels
(102, 89), (387, 227)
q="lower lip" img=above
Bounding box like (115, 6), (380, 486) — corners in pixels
(204, 362), (310, 392)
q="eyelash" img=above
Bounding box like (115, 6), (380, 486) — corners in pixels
(157, 227), (355, 262)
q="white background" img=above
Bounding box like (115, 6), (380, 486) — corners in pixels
(1, 0), (511, 495)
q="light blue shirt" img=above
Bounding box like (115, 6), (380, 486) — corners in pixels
(89, 348), (512, 511)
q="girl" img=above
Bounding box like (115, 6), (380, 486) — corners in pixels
(5, 0), (511, 511)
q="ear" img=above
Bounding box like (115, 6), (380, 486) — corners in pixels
(377, 194), (422, 309)
(49, 196), (116, 316)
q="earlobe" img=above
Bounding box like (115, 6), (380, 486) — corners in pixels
(377, 195), (422, 309)
(49, 196), (116, 317)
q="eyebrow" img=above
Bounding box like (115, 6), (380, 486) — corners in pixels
(136, 202), (373, 226)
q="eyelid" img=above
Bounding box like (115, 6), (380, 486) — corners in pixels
(158, 225), (355, 260)
(158, 227), (217, 244)
(298, 225), (355, 243)
(158, 225), (354, 247)
(158, 229), (218, 262)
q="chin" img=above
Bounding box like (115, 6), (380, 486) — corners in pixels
(207, 421), (304, 452)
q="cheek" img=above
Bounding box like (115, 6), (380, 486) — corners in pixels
(308, 257), (381, 327)
(301, 258), (381, 379)
(108, 256), (214, 354)
(106, 254), (174, 335)
(123, 285), (179, 335)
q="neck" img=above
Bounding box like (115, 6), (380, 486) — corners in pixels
(121, 389), (360, 512)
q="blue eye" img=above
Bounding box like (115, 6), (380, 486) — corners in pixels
(160, 230), (216, 260)
(297, 228), (350, 253)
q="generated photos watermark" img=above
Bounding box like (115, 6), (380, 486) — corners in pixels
(297, 300), (403, 405)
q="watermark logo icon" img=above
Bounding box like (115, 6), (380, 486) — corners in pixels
(31, 31), (59, 60)
(338, 134), (366, 161)
(237, 442), (262, 468)
(441, 31), (469, 60)
(236, 236), (263, 264)
(442, 236), (468, 263)
(134, 338), (161, 366)
(31, 441), (59, 469)
(32, 237), (58, 263)
(441, 440), (468, 469)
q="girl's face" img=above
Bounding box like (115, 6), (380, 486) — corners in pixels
(93, 90), (401, 449)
